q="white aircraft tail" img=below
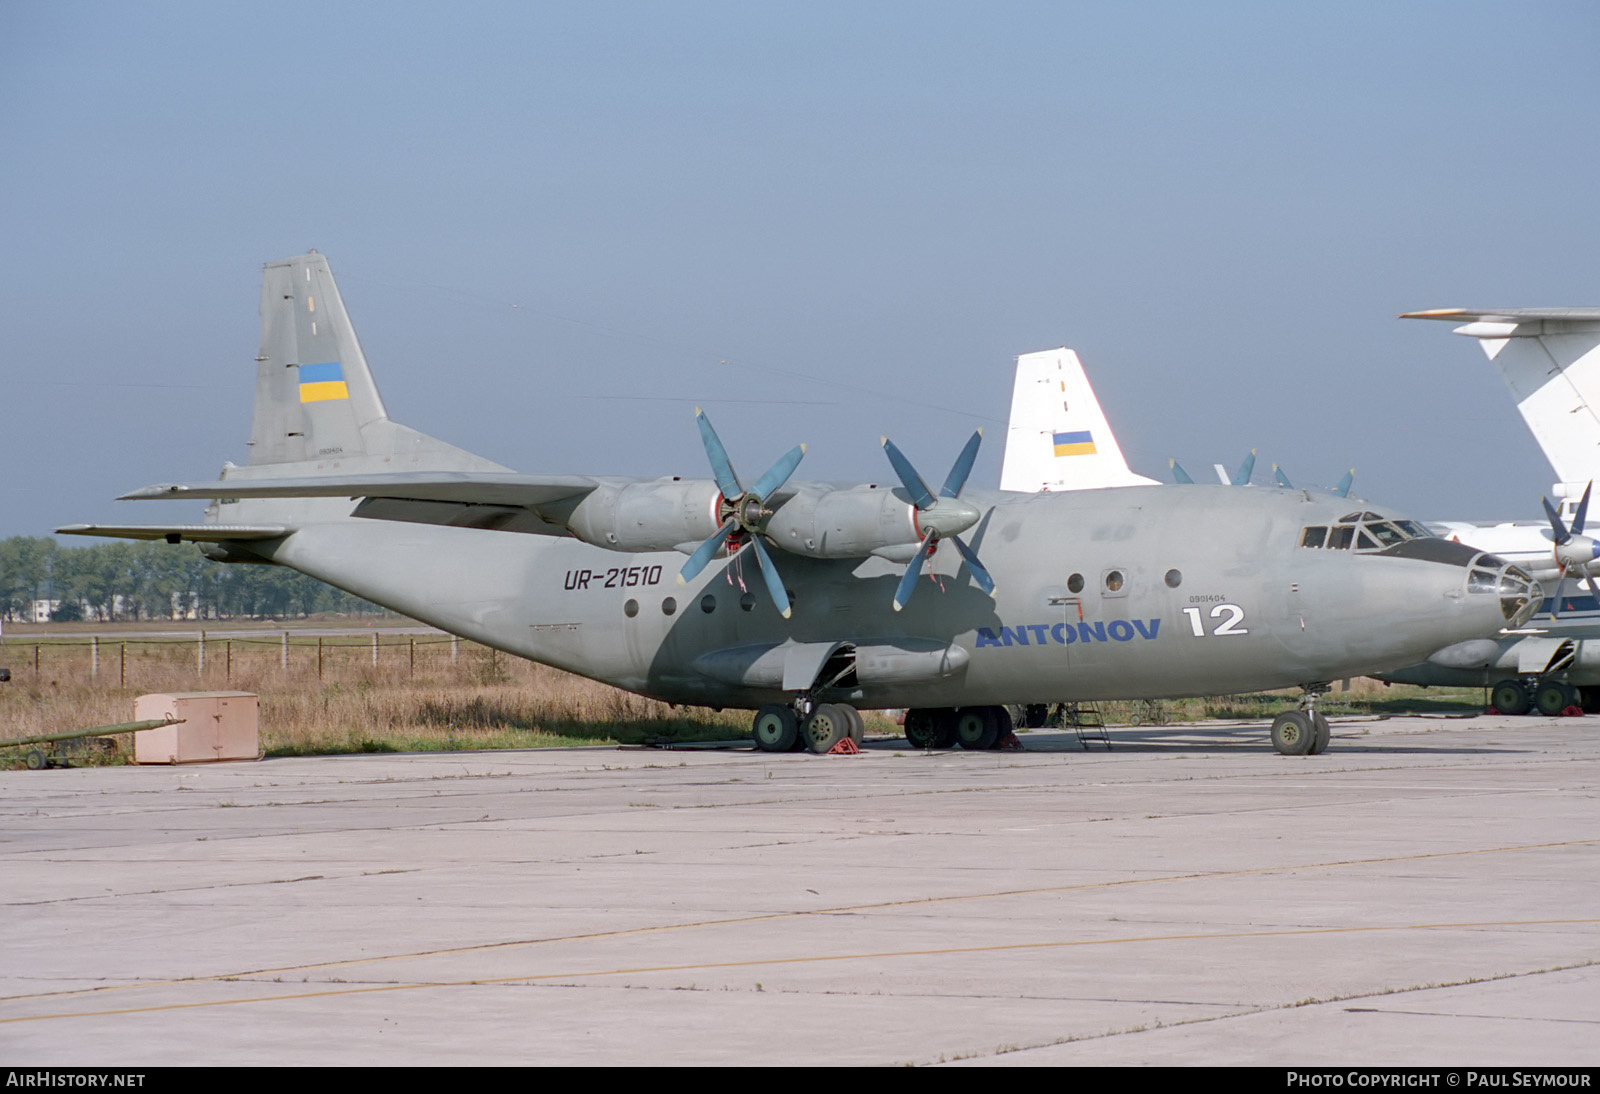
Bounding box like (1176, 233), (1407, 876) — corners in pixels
(998, 347), (1158, 491)
(1407, 308), (1600, 500)
(248, 253), (493, 470)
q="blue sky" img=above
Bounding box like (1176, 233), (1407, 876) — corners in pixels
(4, 1), (1597, 538)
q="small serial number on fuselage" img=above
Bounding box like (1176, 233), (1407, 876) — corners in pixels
(1187, 594), (1227, 603)
(563, 566), (664, 590)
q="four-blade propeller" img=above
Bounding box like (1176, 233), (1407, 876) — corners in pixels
(1542, 482), (1600, 618)
(676, 411), (997, 617)
(678, 408), (806, 618)
(880, 430), (994, 611)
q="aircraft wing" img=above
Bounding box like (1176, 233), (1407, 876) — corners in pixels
(57, 523), (289, 542)
(119, 472), (600, 507)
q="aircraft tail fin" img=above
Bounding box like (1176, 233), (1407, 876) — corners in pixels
(1405, 308), (1600, 489)
(247, 253), (497, 471)
(999, 348), (1159, 491)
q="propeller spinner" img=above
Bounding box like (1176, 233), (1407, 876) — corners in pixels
(678, 408), (805, 618)
(880, 430), (995, 611)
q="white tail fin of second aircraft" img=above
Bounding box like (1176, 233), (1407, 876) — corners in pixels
(1407, 308), (1600, 495)
(999, 348), (1159, 491)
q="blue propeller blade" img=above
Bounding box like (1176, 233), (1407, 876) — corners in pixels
(694, 408), (743, 501)
(1332, 469), (1354, 498)
(892, 532), (936, 612)
(1573, 481), (1593, 537)
(1231, 450), (1257, 487)
(881, 437), (935, 510)
(1272, 464), (1293, 489)
(749, 444), (807, 502)
(939, 429), (983, 499)
(678, 519), (737, 584)
(950, 535), (996, 595)
(1543, 495), (1571, 544)
(747, 535), (791, 619)
(1170, 459), (1194, 485)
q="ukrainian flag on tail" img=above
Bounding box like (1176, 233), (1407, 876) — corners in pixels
(1052, 430), (1096, 457)
(298, 362), (349, 403)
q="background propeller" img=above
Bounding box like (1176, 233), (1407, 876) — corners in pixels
(880, 430), (994, 611)
(1542, 482), (1600, 618)
(678, 408), (805, 618)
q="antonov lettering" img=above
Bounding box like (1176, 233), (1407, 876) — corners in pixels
(976, 619), (1160, 648)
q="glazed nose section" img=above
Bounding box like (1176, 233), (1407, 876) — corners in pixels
(1466, 557), (1542, 627)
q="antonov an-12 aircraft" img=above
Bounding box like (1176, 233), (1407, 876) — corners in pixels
(61, 254), (1541, 755)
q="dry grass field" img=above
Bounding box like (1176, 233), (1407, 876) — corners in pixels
(0, 621), (1486, 767)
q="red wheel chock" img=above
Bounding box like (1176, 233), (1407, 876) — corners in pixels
(996, 731), (1023, 751)
(828, 736), (861, 755)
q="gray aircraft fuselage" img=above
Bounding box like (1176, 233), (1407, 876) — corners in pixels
(229, 480), (1519, 711)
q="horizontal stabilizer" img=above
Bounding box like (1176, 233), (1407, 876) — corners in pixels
(121, 472), (600, 509)
(57, 523), (289, 542)
(1406, 307), (1600, 484)
(1402, 308), (1600, 324)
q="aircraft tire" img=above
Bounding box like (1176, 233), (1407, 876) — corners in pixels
(802, 704), (850, 754)
(1535, 680), (1576, 717)
(904, 708), (943, 749)
(751, 705), (798, 752)
(25, 749), (47, 771)
(841, 705), (864, 745)
(1490, 680), (1533, 716)
(954, 706), (1000, 750)
(1308, 713), (1331, 755)
(1270, 711), (1315, 756)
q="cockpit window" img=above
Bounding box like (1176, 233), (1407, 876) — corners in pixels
(1299, 512), (1436, 551)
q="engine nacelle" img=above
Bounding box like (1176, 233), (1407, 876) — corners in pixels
(556, 478), (723, 552)
(764, 484), (923, 559)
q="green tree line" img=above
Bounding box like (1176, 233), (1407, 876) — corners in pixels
(0, 537), (386, 622)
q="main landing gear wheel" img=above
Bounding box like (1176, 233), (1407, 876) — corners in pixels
(954, 706), (1000, 751)
(802, 704), (850, 754)
(840, 705), (865, 746)
(1490, 680), (1532, 716)
(904, 708), (954, 749)
(1535, 680), (1577, 717)
(1308, 712), (1331, 755)
(751, 704), (798, 752)
(1270, 710), (1315, 756)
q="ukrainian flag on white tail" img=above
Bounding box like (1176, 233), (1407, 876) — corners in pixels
(1052, 430), (1096, 457)
(298, 362), (349, 403)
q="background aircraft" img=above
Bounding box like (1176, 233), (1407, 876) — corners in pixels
(1373, 310), (1600, 714)
(62, 254), (1539, 756)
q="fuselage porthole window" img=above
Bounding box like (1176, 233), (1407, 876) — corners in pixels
(700, 594), (716, 614)
(1165, 569), (1182, 588)
(624, 599), (639, 618)
(662, 597), (677, 616)
(1067, 573), (1084, 593)
(1103, 569), (1126, 595)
